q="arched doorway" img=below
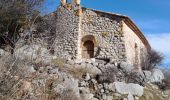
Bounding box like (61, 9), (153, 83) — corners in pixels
(81, 35), (96, 59)
(82, 40), (94, 58)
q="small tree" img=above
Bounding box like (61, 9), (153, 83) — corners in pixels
(158, 68), (170, 90)
(0, 0), (45, 51)
(96, 66), (118, 83)
(142, 49), (163, 70)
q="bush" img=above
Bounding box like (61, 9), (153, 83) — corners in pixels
(125, 71), (146, 86)
(142, 49), (163, 70)
(158, 78), (170, 91)
(0, 0), (45, 52)
(96, 65), (146, 85)
(96, 66), (119, 83)
(158, 69), (170, 91)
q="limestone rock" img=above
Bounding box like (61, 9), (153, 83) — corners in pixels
(91, 79), (97, 84)
(114, 82), (144, 97)
(84, 73), (91, 81)
(0, 49), (10, 57)
(47, 68), (58, 74)
(92, 97), (99, 100)
(26, 65), (36, 73)
(106, 95), (113, 100)
(67, 60), (75, 65)
(14, 44), (53, 64)
(79, 81), (87, 87)
(143, 70), (152, 81)
(83, 93), (94, 100)
(150, 69), (164, 83)
(127, 93), (134, 100)
(79, 87), (94, 100)
(108, 83), (116, 92)
(119, 61), (133, 73)
(52, 73), (80, 99)
(0, 49), (5, 57)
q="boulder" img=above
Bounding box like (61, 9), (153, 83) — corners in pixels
(79, 87), (94, 100)
(47, 68), (58, 74)
(114, 82), (144, 97)
(53, 73), (80, 99)
(119, 62), (133, 73)
(0, 49), (9, 57)
(106, 95), (113, 100)
(83, 93), (94, 100)
(26, 65), (36, 73)
(74, 62), (102, 75)
(150, 69), (164, 83)
(0, 49), (5, 56)
(127, 93), (134, 100)
(108, 83), (116, 92)
(79, 81), (87, 87)
(14, 45), (39, 60)
(84, 73), (91, 81)
(92, 98), (99, 100)
(143, 71), (152, 81)
(14, 44), (53, 64)
(67, 60), (75, 65)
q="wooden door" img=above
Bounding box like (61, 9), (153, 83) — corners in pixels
(82, 40), (94, 59)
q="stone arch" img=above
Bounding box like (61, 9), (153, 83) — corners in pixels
(81, 35), (96, 59)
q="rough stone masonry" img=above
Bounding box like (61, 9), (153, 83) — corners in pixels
(54, 0), (151, 71)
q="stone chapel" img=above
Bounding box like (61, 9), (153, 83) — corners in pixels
(54, 0), (151, 70)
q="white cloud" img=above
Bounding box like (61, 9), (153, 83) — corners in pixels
(146, 33), (170, 67)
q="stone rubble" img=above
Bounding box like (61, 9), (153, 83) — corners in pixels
(0, 43), (168, 100)
(0, 1), (168, 100)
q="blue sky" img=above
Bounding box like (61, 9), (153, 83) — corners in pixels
(44, 0), (170, 67)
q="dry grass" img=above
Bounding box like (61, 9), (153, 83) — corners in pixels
(56, 89), (79, 100)
(157, 69), (170, 91)
(66, 67), (89, 79)
(52, 58), (98, 79)
(96, 66), (118, 83)
(52, 58), (65, 68)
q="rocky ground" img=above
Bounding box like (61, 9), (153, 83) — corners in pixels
(0, 41), (169, 100)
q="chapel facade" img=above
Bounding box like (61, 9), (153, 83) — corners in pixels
(54, 0), (151, 70)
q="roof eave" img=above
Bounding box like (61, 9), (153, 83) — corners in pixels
(123, 17), (151, 50)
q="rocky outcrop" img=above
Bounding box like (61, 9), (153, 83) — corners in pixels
(150, 69), (164, 83)
(0, 42), (167, 100)
(0, 49), (10, 57)
(78, 73), (144, 100)
(0, 49), (5, 56)
(114, 82), (144, 97)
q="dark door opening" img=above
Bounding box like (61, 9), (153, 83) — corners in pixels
(82, 40), (94, 59)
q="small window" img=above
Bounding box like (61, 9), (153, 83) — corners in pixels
(135, 43), (138, 48)
(134, 43), (139, 69)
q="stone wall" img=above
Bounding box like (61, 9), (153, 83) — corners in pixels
(79, 8), (126, 62)
(123, 22), (148, 70)
(54, 4), (148, 69)
(54, 5), (80, 60)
